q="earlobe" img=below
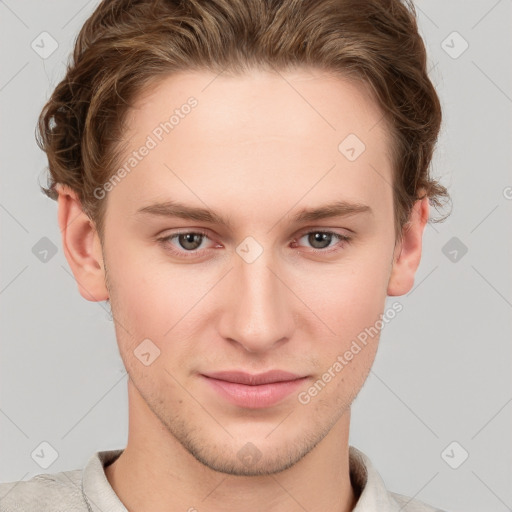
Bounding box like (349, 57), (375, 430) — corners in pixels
(56, 184), (109, 302)
(387, 195), (429, 296)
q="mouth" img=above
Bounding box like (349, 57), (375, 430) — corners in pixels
(200, 370), (309, 409)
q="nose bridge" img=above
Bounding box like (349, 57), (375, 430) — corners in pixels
(219, 241), (294, 353)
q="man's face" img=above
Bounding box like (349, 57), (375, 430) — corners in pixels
(100, 68), (399, 475)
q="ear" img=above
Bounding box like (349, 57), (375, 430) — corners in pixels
(56, 184), (109, 302)
(387, 194), (429, 296)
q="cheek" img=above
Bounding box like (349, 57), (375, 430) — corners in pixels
(106, 246), (214, 372)
(106, 226), (393, 372)
(103, 242), (172, 365)
(298, 246), (393, 335)
(298, 295), (383, 412)
(296, 338), (379, 414)
(293, 244), (392, 394)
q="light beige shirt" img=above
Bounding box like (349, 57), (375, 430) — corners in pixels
(0, 446), (447, 511)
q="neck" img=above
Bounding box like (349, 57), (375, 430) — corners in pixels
(105, 378), (357, 512)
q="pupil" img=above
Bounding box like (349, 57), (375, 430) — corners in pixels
(180, 233), (201, 250)
(310, 232), (331, 249)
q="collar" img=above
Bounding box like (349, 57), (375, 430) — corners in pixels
(81, 446), (407, 512)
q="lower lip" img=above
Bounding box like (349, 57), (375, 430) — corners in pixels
(201, 375), (308, 409)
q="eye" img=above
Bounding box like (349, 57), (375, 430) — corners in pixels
(292, 230), (351, 253)
(157, 230), (214, 257)
(157, 229), (351, 259)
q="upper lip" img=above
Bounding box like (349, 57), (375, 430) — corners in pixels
(202, 370), (306, 385)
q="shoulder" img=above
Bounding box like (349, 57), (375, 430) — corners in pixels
(0, 469), (88, 512)
(349, 445), (450, 512)
(390, 491), (449, 512)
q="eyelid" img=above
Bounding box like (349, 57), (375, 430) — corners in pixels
(292, 228), (351, 254)
(295, 225), (352, 238)
(156, 227), (352, 258)
(158, 226), (352, 240)
(157, 228), (216, 248)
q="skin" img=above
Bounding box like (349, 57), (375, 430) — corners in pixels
(57, 67), (428, 512)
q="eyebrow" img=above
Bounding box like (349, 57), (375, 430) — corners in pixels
(135, 199), (372, 229)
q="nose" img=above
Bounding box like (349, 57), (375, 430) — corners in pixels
(217, 248), (296, 354)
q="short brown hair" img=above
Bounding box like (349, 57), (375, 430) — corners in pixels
(37, 0), (450, 242)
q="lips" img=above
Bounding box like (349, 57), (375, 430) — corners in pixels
(201, 370), (305, 385)
(200, 371), (309, 409)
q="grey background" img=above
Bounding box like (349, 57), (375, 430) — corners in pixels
(1, 1), (511, 511)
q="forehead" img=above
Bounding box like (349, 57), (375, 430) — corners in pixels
(108, 68), (394, 225)
(128, 67), (388, 147)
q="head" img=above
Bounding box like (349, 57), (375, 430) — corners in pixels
(38, 0), (450, 476)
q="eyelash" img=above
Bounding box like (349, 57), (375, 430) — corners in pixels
(156, 229), (352, 259)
